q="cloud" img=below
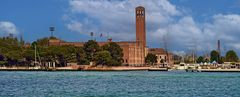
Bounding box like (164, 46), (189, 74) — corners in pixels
(172, 50), (186, 57)
(65, 0), (180, 40)
(66, 21), (83, 33)
(150, 16), (205, 52)
(0, 21), (18, 35)
(153, 14), (240, 53)
(64, 0), (240, 55)
(203, 14), (240, 52)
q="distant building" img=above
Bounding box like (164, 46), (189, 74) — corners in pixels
(148, 48), (173, 64)
(48, 6), (173, 66)
(24, 42), (31, 48)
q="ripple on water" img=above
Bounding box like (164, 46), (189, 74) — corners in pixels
(0, 71), (240, 97)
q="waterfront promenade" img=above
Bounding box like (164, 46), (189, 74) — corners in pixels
(2, 65), (240, 72)
(0, 66), (168, 71)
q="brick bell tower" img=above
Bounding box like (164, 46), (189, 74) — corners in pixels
(136, 6), (146, 65)
(136, 6), (146, 47)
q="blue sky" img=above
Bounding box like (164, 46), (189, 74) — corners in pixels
(1, 0), (240, 56)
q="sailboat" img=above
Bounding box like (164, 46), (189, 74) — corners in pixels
(33, 44), (42, 69)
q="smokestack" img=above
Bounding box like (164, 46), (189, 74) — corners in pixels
(217, 40), (221, 57)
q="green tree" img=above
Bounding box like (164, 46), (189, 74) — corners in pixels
(225, 50), (238, 62)
(34, 37), (49, 46)
(44, 45), (77, 67)
(0, 54), (4, 61)
(5, 50), (23, 66)
(83, 40), (100, 62)
(0, 37), (24, 66)
(196, 56), (204, 63)
(76, 47), (89, 65)
(22, 48), (35, 66)
(210, 50), (219, 62)
(61, 46), (77, 63)
(145, 53), (157, 65)
(218, 56), (224, 64)
(0, 36), (77, 67)
(94, 51), (112, 65)
(204, 58), (209, 63)
(102, 42), (123, 66)
(0, 54), (6, 66)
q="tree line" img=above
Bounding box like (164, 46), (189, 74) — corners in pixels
(0, 36), (123, 67)
(145, 49), (239, 65)
(196, 50), (239, 64)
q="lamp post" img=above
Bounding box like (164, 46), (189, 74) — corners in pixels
(49, 27), (55, 37)
(90, 32), (94, 40)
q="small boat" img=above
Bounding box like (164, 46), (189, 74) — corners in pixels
(185, 65), (199, 72)
(177, 62), (187, 70)
(148, 68), (168, 71)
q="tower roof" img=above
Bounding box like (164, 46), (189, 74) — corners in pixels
(136, 6), (145, 9)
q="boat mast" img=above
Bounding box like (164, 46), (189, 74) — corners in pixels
(35, 44), (37, 66)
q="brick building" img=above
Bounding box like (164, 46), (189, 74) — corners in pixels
(147, 48), (173, 64)
(49, 6), (173, 66)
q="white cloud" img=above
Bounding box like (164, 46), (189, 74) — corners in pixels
(151, 13), (240, 54)
(230, 43), (240, 50)
(173, 50), (186, 57)
(203, 14), (240, 51)
(0, 21), (18, 35)
(64, 0), (240, 55)
(67, 21), (83, 33)
(150, 16), (204, 51)
(65, 0), (180, 40)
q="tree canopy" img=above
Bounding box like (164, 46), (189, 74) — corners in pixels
(102, 42), (123, 66)
(225, 50), (238, 62)
(0, 37), (124, 67)
(145, 53), (157, 65)
(196, 56), (204, 63)
(83, 40), (100, 62)
(94, 51), (112, 65)
(210, 50), (219, 62)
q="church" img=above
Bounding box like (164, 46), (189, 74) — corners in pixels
(48, 6), (173, 66)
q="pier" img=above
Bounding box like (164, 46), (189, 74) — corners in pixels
(198, 69), (240, 72)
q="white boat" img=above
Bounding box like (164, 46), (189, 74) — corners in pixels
(177, 62), (188, 70)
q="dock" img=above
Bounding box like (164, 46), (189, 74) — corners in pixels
(199, 69), (240, 72)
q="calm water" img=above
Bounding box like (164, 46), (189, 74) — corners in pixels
(0, 71), (240, 97)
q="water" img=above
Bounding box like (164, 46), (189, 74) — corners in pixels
(0, 71), (240, 97)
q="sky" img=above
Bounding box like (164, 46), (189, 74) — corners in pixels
(1, 0), (240, 56)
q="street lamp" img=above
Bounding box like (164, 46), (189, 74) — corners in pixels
(49, 27), (55, 37)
